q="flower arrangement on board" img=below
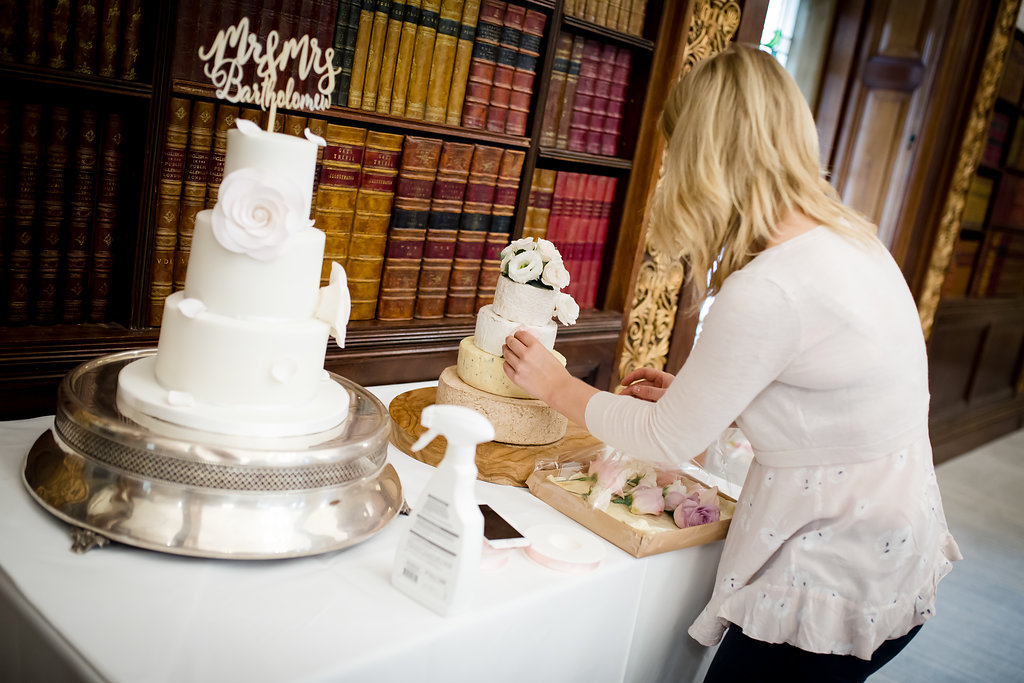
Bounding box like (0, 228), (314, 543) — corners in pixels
(500, 237), (580, 325)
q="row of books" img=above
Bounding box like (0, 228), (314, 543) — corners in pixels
(0, 100), (124, 326)
(0, 0), (145, 81)
(521, 168), (617, 309)
(540, 34), (633, 157)
(333, 0), (546, 137)
(564, 0), (648, 37)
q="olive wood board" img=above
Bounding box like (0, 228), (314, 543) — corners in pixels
(388, 387), (603, 487)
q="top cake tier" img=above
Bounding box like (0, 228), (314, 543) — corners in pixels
(223, 125), (319, 217)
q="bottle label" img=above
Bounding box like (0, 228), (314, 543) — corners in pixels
(396, 494), (460, 604)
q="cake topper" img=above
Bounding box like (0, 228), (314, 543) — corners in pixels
(198, 18), (340, 132)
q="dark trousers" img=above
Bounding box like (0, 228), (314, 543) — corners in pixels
(704, 624), (922, 683)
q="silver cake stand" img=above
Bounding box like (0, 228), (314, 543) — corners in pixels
(22, 350), (403, 560)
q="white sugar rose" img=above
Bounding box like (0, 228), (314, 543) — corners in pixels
(555, 291), (579, 325)
(541, 258), (570, 290)
(212, 168), (312, 260)
(536, 238), (561, 262)
(507, 249), (544, 284)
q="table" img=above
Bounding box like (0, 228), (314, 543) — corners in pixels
(0, 381), (725, 683)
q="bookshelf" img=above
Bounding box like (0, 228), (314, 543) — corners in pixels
(0, 0), (665, 418)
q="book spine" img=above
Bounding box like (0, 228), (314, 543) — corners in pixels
(374, 0), (409, 115)
(572, 173), (602, 303)
(306, 116), (327, 215)
(544, 170), (576, 279)
(629, 0), (646, 36)
(423, 0), (466, 123)
(172, 99), (216, 292)
(474, 147), (524, 310)
(461, 0), (504, 129)
(315, 124), (367, 285)
(388, 0), (423, 116)
(587, 43), (616, 155)
(345, 130), (404, 320)
(361, 0), (395, 111)
(61, 109), (101, 324)
(603, 47), (631, 156)
(119, 0), (142, 80)
(148, 97), (190, 325)
(564, 0), (578, 17)
(569, 39), (601, 153)
(555, 36), (586, 149)
(446, 143), (502, 316)
(97, 0), (122, 78)
(414, 140), (474, 318)
(33, 106), (72, 325)
(87, 112), (122, 323)
(506, 8), (546, 136)
(47, 0), (73, 70)
(404, 0), (443, 120)
(284, 113), (308, 138)
(348, 0), (378, 109)
(539, 33), (572, 147)
(443, 0), (482, 126)
(522, 167), (555, 239)
(560, 171), (588, 301)
(613, 0), (631, 32)
(73, 0), (100, 75)
(5, 103), (43, 324)
(0, 2), (16, 62)
(584, 174), (616, 308)
(485, 3), (524, 134)
(583, 0), (599, 22)
(21, 0), (45, 66)
(378, 135), (443, 320)
(333, 0), (358, 107)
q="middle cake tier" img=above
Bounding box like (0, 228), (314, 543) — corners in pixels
(456, 336), (565, 400)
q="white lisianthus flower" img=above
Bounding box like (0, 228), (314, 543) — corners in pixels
(507, 250), (544, 284)
(555, 291), (579, 325)
(540, 258), (570, 290)
(535, 238), (560, 262)
(509, 237), (537, 253)
(212, 168), (311, 260)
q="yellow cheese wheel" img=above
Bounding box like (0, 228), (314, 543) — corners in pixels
(456, 336), (565, 399)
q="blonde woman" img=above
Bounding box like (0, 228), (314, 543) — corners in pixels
(503, 44), (961, 682)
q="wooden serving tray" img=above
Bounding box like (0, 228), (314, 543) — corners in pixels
(389, 387), (603, 487)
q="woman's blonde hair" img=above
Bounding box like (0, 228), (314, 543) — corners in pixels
(649, 44), (877, 299)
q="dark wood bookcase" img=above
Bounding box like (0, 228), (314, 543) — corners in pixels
(0, 0), (667, 418)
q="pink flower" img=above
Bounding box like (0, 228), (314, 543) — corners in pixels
(655, 467), (686, 487)
(629, 486), (666, 515)
(588, 456), (630, 495)
(663, 481), (690, 511)
(673, 492), (721, 528)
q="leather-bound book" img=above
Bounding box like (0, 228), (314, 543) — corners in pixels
(0, 3), (15, 62)
(484, 3), (524, 134)
(73, 0), (99, 74)
(61, 109), (100, 324)
(284, 113), (308, 138)
(119, 0), (142, 80)
(204, 105), (237, 209)
(423, 0), (465, 123)
(172, 99), (216, 292)
(344, 130), (404, 320)
(414, 140), (474, 319)
(306, 116), (327, 215)
(568, 39), (601, 153)
(474, 148), (523, 310)
(97, 0), (122, 77)
(443, 0), (482, 126)
(6, 103), (43, 324)
(361, 0), (394, 111)
(446, 144), (502, 316)
(33, 106), (72, 325)
(348, 0), (377, 109)
(554, 36), (585, 150)
(629, 0), (647, 35)
(46, 0), (72, 70)
(403, 0), (443, 120)
(387, 0), (423, 116)
(613, 0), (631, 32)
(373, 0), (410, 115)
(21, 0), (45, 65)
(521, 168), (555, 239)
(149, 97), (189, 324)
(88, 112), (123, 323)
(606, 0), (622, 30)
(542, 170), (575, 269)
(314, 124), (367, 286)
(583, 0), (599, 22)
(460, 0), (504, 129)
(586, 43), (617, 155)
(563, 0), (578, 17)
(378, 135), (443, 320)
(506, 8), (546, 136)
(538, 34), (572, 147)
(582, 174), (616, 308)
(569, 173), (602, 302)
(603, 47), (631, 156)
(333, 0), (358, 107)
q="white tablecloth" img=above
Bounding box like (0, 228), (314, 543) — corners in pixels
(0, 381), (723, 683)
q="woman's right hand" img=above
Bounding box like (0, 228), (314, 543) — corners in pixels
(619, 367), (675, 402)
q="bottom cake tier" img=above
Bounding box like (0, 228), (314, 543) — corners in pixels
(435, 365), (567, 446)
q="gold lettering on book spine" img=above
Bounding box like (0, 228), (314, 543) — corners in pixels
(918, 0), (1020, 341)
(618, 0), (740, 380)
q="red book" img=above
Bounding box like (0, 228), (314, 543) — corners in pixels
(33, 106), (72, 324)
(62, 109), (101, 323)
(603, 47), (632, 156)
(583, 175), (617, 307)
(461, 0), (505, 129)
(5, 102), (43, 324)
(484, 3), (524, 134)
(88, 112), (123, 323)
(543, 170), (572, 249)
(560, 172), (590, 299)
(587, 43), (617, 155)
(568, 39), (602, 153)
(505, 8), (546, 136)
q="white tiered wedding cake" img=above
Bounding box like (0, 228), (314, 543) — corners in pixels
(436, 238), (579, 445)
(117, 119), (352, 437)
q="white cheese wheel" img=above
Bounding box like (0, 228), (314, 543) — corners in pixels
(491, 275), (560, 326)
(456, 336), (565, 399)
(474, 304), (557, 356)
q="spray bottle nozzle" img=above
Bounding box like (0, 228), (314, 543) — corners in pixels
(412, 405), (495, 453)
(411, 428), (438, 452)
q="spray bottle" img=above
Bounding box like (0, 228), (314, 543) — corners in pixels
(392, 404), (495, 616)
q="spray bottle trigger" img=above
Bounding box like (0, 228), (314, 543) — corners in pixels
(411, 428), (438, 452)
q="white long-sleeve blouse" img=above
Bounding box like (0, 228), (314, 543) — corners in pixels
(584, 226), (962, 659)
